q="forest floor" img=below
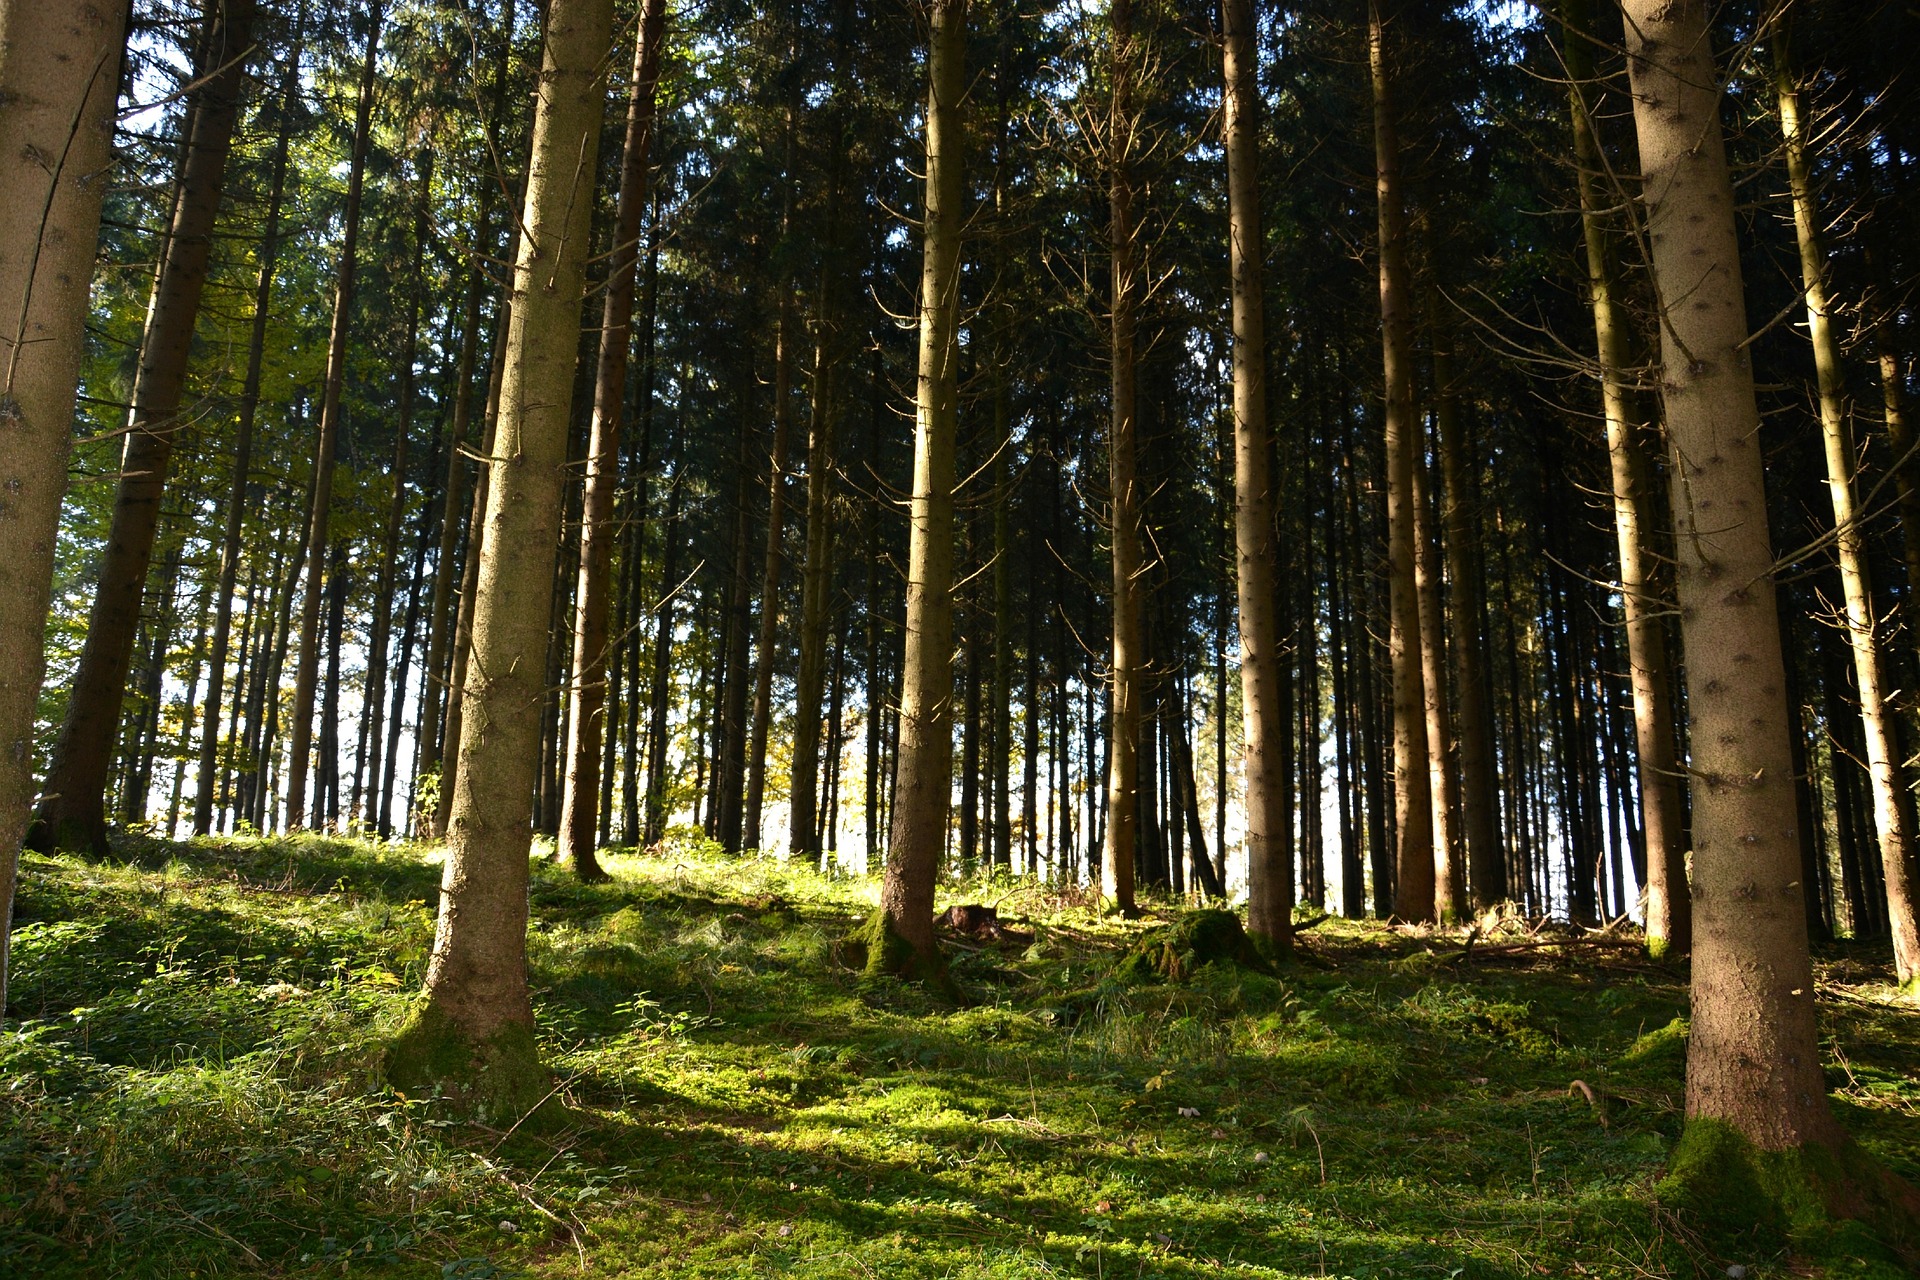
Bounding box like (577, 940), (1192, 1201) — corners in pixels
(3, 835), (1916, 1280)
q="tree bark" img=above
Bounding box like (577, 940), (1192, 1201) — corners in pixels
(1101, 0), (1142, 918)
(1368, 0), (1433, 922)
(32, 0), (253, 855)
(284, 3), (382, 828)
(1619, 0), (1839, 1148)
(1776, 36), (1920, 987)
(1562, 0), (1688, 954)
(392, 0), (616, 1110)
(875, 0), (967, 979)
(0, 0), (131, 1007)
(1223, 0), (1291, 947)
(558, 0), (667, 879)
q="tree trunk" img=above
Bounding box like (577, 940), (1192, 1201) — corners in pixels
(713, 414), (756, 852)
(1619, 0), (1842, 1163)
(874, 0), (967, 980)
(1776, 39), (1920, 987)
(1368, 0), (1433, 922)
(389, 0), (615, 1114)
(1427, 294), (1505, 910)
(1223, 0), (1291, 947)
(436, 315), (511, 838)
(32, 0), (253, 855)
(382, 493), (434, 837)
(359, 147), (432, 831)
(1413, 432), (1462, 920)
(0, 0), (130, 1001)
(1560, 0), (1688, 953)
(642, 471), (685, 846)
(558, 0), (667, 879)
(192, 33), (299, 835)
(744, 105), (799, 857)
(789, 328), (842, 860)
(1101, 0), (1142, 918)
(284, 4), (382, 828)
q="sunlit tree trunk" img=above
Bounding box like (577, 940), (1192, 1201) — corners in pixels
(0, 0), (132, 1006)
(1223, 0), (1290, 947)
(558, 0), (667, 879)
(1368, 0), (1433, 921)
(33, 0), (253, 854)
(1620, 0), (1839, 1154)
(285, 4), (383, 828)
(874, 0), (967, 979)
(390, 0), (616, 1111)
(1101, 0), (1142, 917)
(1562, 0), (1688, 955)
(1776, 35), (1919, 987)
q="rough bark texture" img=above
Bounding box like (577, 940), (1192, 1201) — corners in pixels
(32, 0), (252, 855)
(1620, 0), (1838, 1150)
(1562, 0), (1688, 955)
(1369, 0), (1433, 922)
(1101, 0), (1141, 917)
(390, 0), (615, 1113)
(1223, 0), (1291, 949)
(1776, 45), (1920, 989)
(0, 0), (133, 1008)
(557, 0), (667, 879)
(877, 0), (967, 980)
(285, 4), (381, 829)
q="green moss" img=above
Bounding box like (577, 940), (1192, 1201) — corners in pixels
(1115, 908), (1274, 983)
(1619, 1016), (1688, 1080)
(852, 907), (958, 1000)
(384, 999), (557, 1129)
(1658, 1117), (1920, 1269)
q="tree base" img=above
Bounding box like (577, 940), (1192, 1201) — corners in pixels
(851, 907), (957, 1000)
(1658, 1117), (1920, 1268)
(22, 815), (108, 859)
(385, 999), (559, 1130)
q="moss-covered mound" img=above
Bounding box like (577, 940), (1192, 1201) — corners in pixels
(1115, 908), (1274, 983)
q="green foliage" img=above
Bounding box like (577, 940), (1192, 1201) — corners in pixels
(3, 837), (1916, 1278)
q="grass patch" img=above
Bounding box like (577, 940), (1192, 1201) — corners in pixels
(3, 834), (1916, 1277)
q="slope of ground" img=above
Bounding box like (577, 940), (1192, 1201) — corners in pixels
(2, 834), (1914, 1278)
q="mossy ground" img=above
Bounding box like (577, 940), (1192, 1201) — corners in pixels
(3, 834), (1917, 1278)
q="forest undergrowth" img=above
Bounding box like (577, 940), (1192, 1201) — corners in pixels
(2, 835), (1915, 1280)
